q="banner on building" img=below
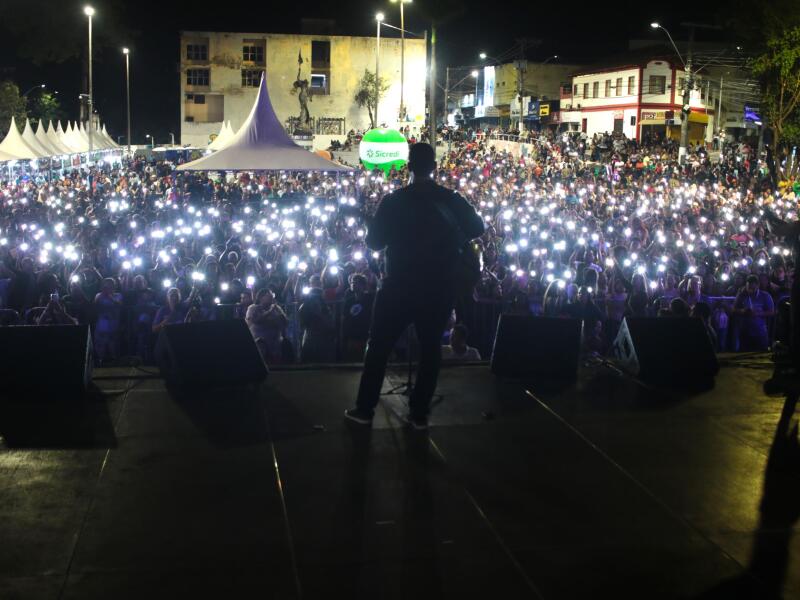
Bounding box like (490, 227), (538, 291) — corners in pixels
(483, 66), (496, 108)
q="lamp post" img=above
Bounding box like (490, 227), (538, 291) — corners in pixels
(651, 21), (692, 164)
(21, 84), (46, 98)
(84, 5), (95, 157)
(375, 12), (384, 128)
(541, 54), (558, 65)
(123, 48), (131, 156)
(390, 0), (411, 121)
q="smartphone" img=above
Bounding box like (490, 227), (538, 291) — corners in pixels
(50, 292), (59, 302)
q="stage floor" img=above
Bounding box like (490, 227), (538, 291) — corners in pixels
(1, 356), (798, 599)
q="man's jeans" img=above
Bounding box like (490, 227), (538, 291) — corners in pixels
(356, 284), (453, 418)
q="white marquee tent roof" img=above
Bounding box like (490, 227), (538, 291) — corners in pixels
(21, 119), (53, 158)
(177, 75), (351, 172)
(35, 121), (65, 156)
(0, 117), (40, 160)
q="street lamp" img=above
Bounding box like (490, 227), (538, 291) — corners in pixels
(123, 47), (131, 156)
(390, 0), (412, 121)
(651, 21), (692, 164)
(145, 134), (152, 148)
(479, 52), (487, 60)
(650, 22), (685, 66)
(21, 84), (46, 98)
(542, 55), (558, 65)
(375, 12), (384, 128)
(84, 5), (95, 156)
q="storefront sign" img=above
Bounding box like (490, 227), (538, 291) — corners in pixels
(640, 111), (665, 121)
(539, 104), (550, 117)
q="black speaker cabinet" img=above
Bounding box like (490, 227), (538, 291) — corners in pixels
(612, 317), (719, 383)
(156, 319), (268, 388)
(491, 315), (581, 380)
(0, 325), (93, 395)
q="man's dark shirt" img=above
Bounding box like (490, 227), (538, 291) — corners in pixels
(365, 178), (484, 288)
(342, 291), (374, 341)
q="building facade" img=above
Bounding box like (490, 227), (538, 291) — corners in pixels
(451, 62), (580, 129)
(179, 31), (427, 147)
(560, 58), (716, 143)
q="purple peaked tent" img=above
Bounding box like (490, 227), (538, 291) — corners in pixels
(177, 74), (351, 172)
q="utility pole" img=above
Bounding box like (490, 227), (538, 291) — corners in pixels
(716, 75), (724, 158)
(515, 39), (527, 136)
(444, 66), (450, 151)
(678, 25), (695, 165)
(429, 24), (437, 149)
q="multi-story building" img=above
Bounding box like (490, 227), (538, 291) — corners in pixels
(452, 62), (581, 128)
(560, 57), (716, 143)
(179, 31), (427, 147)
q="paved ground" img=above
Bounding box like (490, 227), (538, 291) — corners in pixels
(1, 356), (798, 599)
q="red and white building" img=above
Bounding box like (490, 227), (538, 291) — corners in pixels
(560, 58), (716, 144)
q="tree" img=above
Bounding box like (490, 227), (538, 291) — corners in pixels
(353, 70), (390, 129)
(28, 92), (63, 126)
(0, 81), (27, 137)
(751, 26), (800, 180)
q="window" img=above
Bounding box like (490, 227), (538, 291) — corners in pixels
(184, 93), (223, 122)
(616, 77), (622, 97)
(310, 74), (327, 90)
(311, 40), (331, 95)
(592, 81), (599, 98)
(628, 76), (635, 95)
(604, 79), (611, 97)
(186, 69), (209, 87)
(311, 40), (331, 66)
(241, 69), (263, 87)
(186, 44), (208, 61)
(242, 44), (264, 63)
(583, 83), (589, 99)
(573, 84), (578, 96)
(648, 75), (666, 95)
(678, 77), (686, 94)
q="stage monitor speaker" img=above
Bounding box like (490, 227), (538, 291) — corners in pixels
(0, 325), (93, 394)
(157, 319), (268, 388)
(490, 315), (581, 380)
(612, 317), (719, 383)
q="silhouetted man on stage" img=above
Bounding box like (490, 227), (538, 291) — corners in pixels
(765, 209), (800, 365)
(345, 143), (484, 429)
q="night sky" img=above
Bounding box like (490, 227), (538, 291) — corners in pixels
(0, 0), (727, 143)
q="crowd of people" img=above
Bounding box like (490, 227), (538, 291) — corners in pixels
(0, 127), (795, 366)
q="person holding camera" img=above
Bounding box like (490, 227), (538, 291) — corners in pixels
(345, 143), (484, 430)
(246, 288), (288, 364)
(36, 293), (78, 326)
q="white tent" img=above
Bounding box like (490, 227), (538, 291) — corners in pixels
(207, 121), (229, 151)
(177, 75), (351, 172)
(67, 122), (88, 152)
(21, 119), (52, 158)
(92, 124), (111, 150)
(35, 121), (65, 156)
(101, 124), (119, 148)
(46, 121), (73, 155)
(0, 117), (41, 160)
(59, 122), (81, 153)
(0, 148), (18, 162)
(56, 121), (75, 152)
